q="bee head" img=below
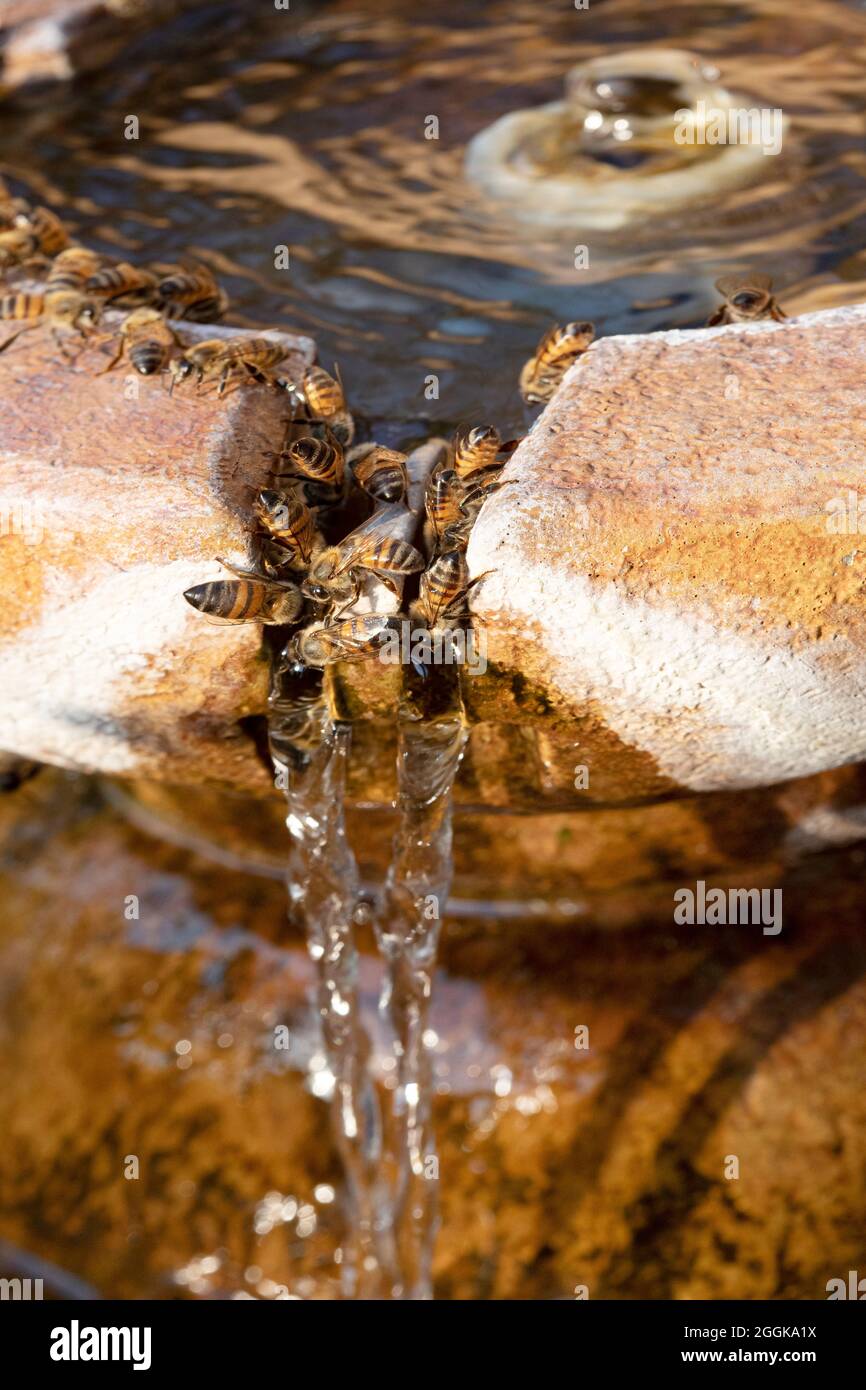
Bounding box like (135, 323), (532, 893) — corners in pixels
(730, 289), (769, 313)
(467, 425), (498, 447)
(169, 356), (194, 384)
(301, 578), (331, 604)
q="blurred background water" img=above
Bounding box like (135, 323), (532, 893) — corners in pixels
(1, 0), (864, 443)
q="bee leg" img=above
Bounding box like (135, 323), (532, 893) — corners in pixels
(374, 573), (403, 600)
(50, 327), (77, 361)
(0, 322), (37, 356)
(95, 342), (125, 375)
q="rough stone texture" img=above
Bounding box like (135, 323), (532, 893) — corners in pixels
(0, 316), (314, 790)
(1, 771), (864, 1300)
(469, 303), (866, 797)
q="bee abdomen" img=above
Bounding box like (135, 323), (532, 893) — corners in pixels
(302, 365), (344, 415)
(129, 338), (167, 375)
(184, 580), (266, 622)
(369, 539), (425, 574)
(0, 292), (42, 321)
(27, 207), (69, 256)
(283, 436), (343, 487)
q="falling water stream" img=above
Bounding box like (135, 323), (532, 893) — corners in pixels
(270, 703), (393, 1298)
(375, 703), (468, 1300)
(270, 679), (467, 1299)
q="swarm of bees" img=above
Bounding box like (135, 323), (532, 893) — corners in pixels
(0, 176), (310, 390)
(179, 264), (788, 770)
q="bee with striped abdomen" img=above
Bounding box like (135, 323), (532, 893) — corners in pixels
(86, 261), (158, 307)
(0, 283), (97, 356)
(707, 272), (786, 326)
(284, 364), (355, 445)
(254, 488), (320, 569)
(45, 246), (102, 294)
(0, 204), (69, 268)
(453, 425), (501, 480)
(157, 264), (227, 321)
(424, 466), (465, 549)
(302, 500), (424, 611)
(519, 320), (594, 405)
(272, 432), (345, 496)
(410, 549), (492, 629)
(0, 291), (44, 325)
(169, 336), (287, 394)
(183, 559), (303, 625)
(98, 307), (177, 375)
(351, 445), (408, 504)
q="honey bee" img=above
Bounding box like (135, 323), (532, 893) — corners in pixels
(0, 291), (44, 324)
(410, 549), (492, 629)
(0, 206), (68, 266)
(273, 432), (345, 494)
(98, 306), (177, 375)
(302, 501), (424, 610)
(183, 560), (303, 625)
(0, 224), (40, 268)
(351, 445), (408, 503)
(45, 246), (102, 293)
(425, 466), (465, 546)
(0, 282), (96, 355)
(519, 320), (595, 405)
(707, 272), (786, 326)
(285, 364), (355, 445)
(0, 204), (67, 267)
(254, 488), (320, 568)
(170, 336), (287, 393)
(453, 425), (500, 480)
(86, 261), (158, 307)
(157, 264), (227, 321)
(288, 615), (397, 667)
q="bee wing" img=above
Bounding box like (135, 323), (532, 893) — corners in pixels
(215, 556), (299, 590)
(330, 502), (410, 573)
(715, 271), (773, 298)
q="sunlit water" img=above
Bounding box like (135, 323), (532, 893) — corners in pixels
(1, 0), (863, 442)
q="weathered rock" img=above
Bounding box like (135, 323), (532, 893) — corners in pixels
(0, 317), (314, 790)
(469, 303), (866, 796)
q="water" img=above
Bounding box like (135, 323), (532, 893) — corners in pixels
(271, 706), (394, 1297)
(3, 0), (866, 1302)
(271, 660), (467, 1298)
(1, 0), (863, 444)
(376, 706), (467, 1299)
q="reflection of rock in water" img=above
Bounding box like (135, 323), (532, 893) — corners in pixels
(466, 49), (788, 231)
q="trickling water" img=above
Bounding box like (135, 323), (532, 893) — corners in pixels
(268, 630), (467, 1299)
(375, 707), (468, 1300)
(270, 696), (394, 1299)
